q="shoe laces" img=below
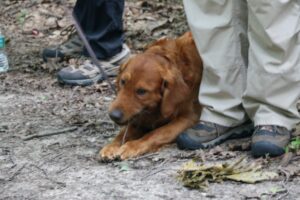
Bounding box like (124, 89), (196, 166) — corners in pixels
(256, 125), (288, 135)
(60, 24), (77, 38)
(199, 121), (215, 129)
(200, 121), (229, 136)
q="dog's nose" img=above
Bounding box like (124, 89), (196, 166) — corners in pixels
(109, 109), (123, 122)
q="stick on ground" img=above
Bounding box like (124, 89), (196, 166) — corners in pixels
(23, 127), (78, 141)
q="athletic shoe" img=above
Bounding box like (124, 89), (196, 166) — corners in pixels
(57, 44), (130, 86)
(251, 125), (291, 157)
(42, 34), (84, 62)
(176, 120), (254, 150)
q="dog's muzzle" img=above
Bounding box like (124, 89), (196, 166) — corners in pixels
(109, 109), (124, 124)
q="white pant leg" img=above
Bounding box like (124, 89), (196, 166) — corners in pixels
(183, 0), (249, 126)
(244, 0), (300, 130)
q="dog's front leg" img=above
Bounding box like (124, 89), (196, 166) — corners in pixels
(118, 115), (196, 160)
(98, 125), (144, 161)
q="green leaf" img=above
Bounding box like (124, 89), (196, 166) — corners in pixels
(269, 186), (287, 194)
(285, 137), (300, 153)
(119, 161), (131, 172)
(17, 9), (27, 25)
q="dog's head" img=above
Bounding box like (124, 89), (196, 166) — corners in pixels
(108, 41), (190, 125)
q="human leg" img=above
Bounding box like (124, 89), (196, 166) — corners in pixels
(244, 0), (300, 156)
(73, 0), (125, 59)
(43, 0), (130, 86)
(177, 0), (253, 149)
(183, 0), (249, 127)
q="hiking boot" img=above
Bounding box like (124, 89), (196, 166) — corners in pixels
(251, 125), (291, 157)
(57, 44), (130, 86)
(42, 34), (84, 62)
(176, 120), (254, 150)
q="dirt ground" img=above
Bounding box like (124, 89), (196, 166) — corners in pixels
(1, 1), (300, 200)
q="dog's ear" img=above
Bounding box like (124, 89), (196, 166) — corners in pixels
(160, 68), (190, 118)
(118, 54), (136, 74)
(146, 37), (168, 49)
(116, 58), (131, 91)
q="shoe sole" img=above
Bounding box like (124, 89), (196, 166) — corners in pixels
(177, 121), (254, 150)
(41, 49), (84, 62)
(105, 44), (131, 65)
(57, 74), (104, 86)
(202, 122), (254, 148)
(251, 141), (285, 157)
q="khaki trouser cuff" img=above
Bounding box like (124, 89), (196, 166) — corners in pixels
(200, 108), (249, 127)
(254, 116), (296, 131)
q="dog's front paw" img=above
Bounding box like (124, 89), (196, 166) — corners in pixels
(117, 141), (147, 160)
(97, 143), (121, 161)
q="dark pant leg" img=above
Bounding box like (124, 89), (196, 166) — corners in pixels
(74, 0), (125, 59)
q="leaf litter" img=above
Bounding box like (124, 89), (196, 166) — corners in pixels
(178, 156), (279, 190)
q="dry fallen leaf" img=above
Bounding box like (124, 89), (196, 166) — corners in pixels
(226, 171), (278, 183)
(178, 156), (279, 190)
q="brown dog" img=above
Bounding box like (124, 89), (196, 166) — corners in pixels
(99, 32), (203, 160)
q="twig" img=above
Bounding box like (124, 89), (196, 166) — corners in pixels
(140, 158), (177, 180)
(38, 153), (63, 168)
(96, 119), (115, 125)
(278, 167), (291, 182)
(8, 148), (16, 168)
(128, 152), (160, 161)
(291, 155), (300, 162)
(69, 86), (80, 100)
(141, 167), (178, 180)
(29, 164), (66, 187)
(0, 164), (26, 182)
(280, 152), (294, 167)
(122, 125), (129, 145)
(39, 10), (63, 19)
(56, 164), (72, 174)
(25, 1), (38, 8)
(276, 183), (290, 200)
(23, 127), (78, 141)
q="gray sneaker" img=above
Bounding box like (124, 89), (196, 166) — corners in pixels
(42, 34), (84, 62)
(57, 44), (131, 86)
(176, 120), (254, 150)
(251, 125), (291, 157)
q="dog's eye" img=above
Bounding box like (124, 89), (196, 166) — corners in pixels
(120, 79), (126, 86)
(136, 88), (147, 96)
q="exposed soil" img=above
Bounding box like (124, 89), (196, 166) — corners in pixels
(0, 1), (300, 200)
